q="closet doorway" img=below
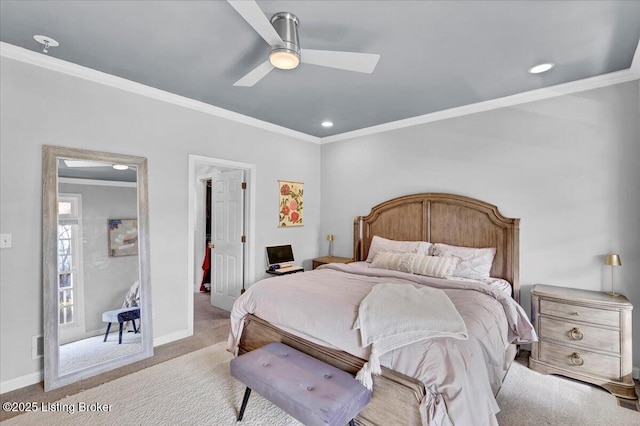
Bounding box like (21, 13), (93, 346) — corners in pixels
(187, 155), (256, 334)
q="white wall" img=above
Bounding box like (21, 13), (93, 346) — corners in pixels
(0, 56), (321, 385)
(321, 81), (640, 368)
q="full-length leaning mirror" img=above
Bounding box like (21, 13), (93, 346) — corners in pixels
(42, 145), (152, 391)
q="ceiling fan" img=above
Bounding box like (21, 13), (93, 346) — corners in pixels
(227, 0), (381, 87)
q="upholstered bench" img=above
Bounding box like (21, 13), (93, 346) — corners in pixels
(102, 307), (140, 344)
(230, 342), (371, 426)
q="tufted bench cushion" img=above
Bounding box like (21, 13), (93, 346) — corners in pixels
(102, 307), (140, 344)
(230, 342), (371, 426)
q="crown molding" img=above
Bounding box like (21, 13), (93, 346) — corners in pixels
(631, 37), (640, 79)
(0, 42), (320, 144)
(323, 42), (640, 144)
(2, 39), (638, 146)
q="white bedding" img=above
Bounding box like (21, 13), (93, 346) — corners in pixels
(228, 262), (536, 426)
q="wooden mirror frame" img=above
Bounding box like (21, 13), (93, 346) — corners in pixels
(42, 145), (153, 391)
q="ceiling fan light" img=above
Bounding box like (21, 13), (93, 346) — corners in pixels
(269, 49), (300, 70)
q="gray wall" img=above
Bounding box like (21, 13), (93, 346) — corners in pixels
(0, 56), (321, 383)
(59, 183), (139, 336)
(320, 81), (640, 368)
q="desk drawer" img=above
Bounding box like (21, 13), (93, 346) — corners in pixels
(540, 299), (619, 327)
(539, 317), (620, 353)
(539, 341), (620, 380)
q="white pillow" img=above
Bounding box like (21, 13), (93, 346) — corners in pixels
(432, 243), (496, 280)
(365, 236), (431, 262)
(370, 252), (459, 279)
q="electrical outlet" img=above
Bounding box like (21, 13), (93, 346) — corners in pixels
(0, 233), (11, 249)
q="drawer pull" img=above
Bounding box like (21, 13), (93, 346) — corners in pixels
(572, 312), (580, 317)
(570, 352), (584, 366)
(569, 327), (584, 341)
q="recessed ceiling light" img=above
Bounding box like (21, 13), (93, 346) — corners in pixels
(528, 63), (554, 74)
(321, 121), (334, 128)
(112, 165), (129, 171)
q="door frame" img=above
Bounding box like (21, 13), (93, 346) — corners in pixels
(187, 154), (256, 335)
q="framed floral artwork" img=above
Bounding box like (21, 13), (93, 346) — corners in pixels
(278, 180), (304, 227)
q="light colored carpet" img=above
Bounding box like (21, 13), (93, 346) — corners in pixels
(5, 342), (299, 426)
(496, 360), (640, 425)
(5, 343), (639, 425)
(59, 332), (141, 376)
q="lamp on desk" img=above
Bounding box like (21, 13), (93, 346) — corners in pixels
(327, 234), (334, 257)
(604, 254), (622, 296)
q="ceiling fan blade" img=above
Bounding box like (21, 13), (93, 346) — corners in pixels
(233, 60), (275, 87)
(227, 0), (284, 47)
(301, 49), (380, 73)
(63, 160), (111, 168)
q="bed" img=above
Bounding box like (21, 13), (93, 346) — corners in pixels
(228, 193), (536, 425)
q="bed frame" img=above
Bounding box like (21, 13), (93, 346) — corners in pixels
(353, 193), (520, 302)
(238, 193), (520, 425)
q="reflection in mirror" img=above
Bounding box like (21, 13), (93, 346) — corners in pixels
(43, 146), (152, 391)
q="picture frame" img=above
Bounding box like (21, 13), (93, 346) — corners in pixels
(108, 219), (138, 257)
(278, 181), (304, 227)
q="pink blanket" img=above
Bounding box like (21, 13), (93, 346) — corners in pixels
(228, 262), (537, 426)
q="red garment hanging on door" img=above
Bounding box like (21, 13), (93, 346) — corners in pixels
(200, 244), (211, 292)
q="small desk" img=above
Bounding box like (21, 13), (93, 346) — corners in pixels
(312, 256), (353, 270)
(266, 267), (304, 276)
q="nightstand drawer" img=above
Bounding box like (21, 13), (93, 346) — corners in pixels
(539, 317), (620, 353)
(539, 299), (619, 327)
(539, 341), (620, 380)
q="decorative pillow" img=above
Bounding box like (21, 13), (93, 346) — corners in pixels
(370, 252), (459, 279)
(365, 236), (431, 262)
(370, 252), (413, 273)
(432, 243), (496, 280)
(410, 253), (459, 279)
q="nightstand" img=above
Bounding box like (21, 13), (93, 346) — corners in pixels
(312, 256), (352, 270)
(529, 284), (636, 399)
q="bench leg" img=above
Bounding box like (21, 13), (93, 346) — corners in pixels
(103, 323), (112, 342)
(132, 319), (138, 333)
(238, 387), (252, 421)
(118, 322), (124, 344)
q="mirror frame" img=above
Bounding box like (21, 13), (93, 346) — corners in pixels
(42, 145), (153, 391)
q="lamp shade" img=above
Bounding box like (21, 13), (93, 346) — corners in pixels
(605, 254), (621, 266)
(327, 234), (334, 242)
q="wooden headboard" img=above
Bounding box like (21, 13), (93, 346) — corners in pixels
(353, 193), (520, 302)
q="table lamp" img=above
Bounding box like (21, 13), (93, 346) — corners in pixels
(604, 254), (622, 296)
(327, 234), (334, 256)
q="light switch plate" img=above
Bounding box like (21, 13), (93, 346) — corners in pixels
(0, 233), (12, 248)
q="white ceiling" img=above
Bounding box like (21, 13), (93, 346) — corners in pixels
(1, 1), (639, 140)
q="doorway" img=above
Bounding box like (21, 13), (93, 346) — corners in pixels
(187, 155), (256, 336)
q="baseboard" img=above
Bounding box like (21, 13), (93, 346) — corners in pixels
(0, 371), (43, 394)
(634, 366), (639, 380)
(153, 329), (192, 347)
(2, 330), (192, 394)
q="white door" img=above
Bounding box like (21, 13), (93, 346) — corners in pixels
(210, 170), (245, 311)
